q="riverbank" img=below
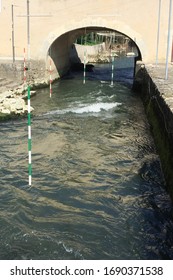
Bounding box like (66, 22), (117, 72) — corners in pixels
(0, 85), (37, 119)
(134, 62), (173, 201)
(0, 84), (36, 120)
(0, 59), (51, 120)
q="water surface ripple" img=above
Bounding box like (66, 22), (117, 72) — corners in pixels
(0, 62), (173, 259)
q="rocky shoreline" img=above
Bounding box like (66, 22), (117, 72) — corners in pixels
(0, 85), (34, 120)
(0, 79), (50, 121)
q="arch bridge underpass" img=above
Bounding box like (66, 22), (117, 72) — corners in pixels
(0, 0), (172, 81)
(48, 27), (141, 78)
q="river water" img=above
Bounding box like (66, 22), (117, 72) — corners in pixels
(1, 59), (173, 260)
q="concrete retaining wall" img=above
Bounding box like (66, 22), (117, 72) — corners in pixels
(0, 60), (53, 90)
(0, 62), (22, 82)
(134, 64), (173, 200)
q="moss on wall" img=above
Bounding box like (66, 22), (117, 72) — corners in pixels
(146, 100), (173, 199)
(134, 67), (173, 201)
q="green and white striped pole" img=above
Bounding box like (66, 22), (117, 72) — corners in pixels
(111, 53), (114, 86)
(27, 86), (32, 186)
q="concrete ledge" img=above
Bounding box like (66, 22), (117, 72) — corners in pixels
(134, 64), (173, 200)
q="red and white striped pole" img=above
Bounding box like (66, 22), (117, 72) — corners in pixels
(49, 59), (52, 98)
(24, 47), (27, 87)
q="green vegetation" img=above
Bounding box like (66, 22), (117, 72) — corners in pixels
(76, 32), (104, 46)
(0, 112), (17, 122)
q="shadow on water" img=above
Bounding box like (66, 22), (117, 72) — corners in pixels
(66, 57), (135, 89)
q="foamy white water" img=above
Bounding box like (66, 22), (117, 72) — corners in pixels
(71, 102), (121, 113)
(46, 102), (121, 115)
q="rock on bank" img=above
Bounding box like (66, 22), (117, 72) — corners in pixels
(0, 86), (36, 120)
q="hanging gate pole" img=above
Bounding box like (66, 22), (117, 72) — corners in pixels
(83, 49), (86, 84)
(49, 59), (52, 98)
(165, 0), (172, 79)
(23, 47), (27, 87)
(27, 86), (32, 186)
(111, 53), (114, 86)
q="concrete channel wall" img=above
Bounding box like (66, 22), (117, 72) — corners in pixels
(0, 60), (52, 88)
(133, 63), (173, 200)
(0, 62), (22, 85)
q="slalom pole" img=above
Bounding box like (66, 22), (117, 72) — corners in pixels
(49, 59), (52, 98)
(83, 49), (86, 84)
(27, 86), (32, 186)
(165, 0), (172, 79)
(111, 53), (114, 86)
(24, 47), (27, 88)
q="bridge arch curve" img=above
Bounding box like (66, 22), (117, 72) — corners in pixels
(39, 18), (145, 77)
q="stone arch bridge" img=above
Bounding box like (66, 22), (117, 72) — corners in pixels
(0, 0), (172, 80)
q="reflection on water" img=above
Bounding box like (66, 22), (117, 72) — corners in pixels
(0, 61), (173, 260)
